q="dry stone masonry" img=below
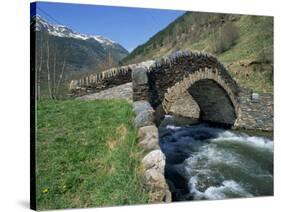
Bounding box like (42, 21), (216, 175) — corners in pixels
(70, 65), (132, 96)
(235, 89), (273, 131)
(169, 92), (200, 118)
(133, 101), (172, 203)
(70, 60), (154, 96)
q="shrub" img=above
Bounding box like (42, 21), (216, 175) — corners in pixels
(212, 22), (240, 53)
(257, 44), (273, 64)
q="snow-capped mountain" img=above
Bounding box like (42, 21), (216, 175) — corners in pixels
(31, 15), (129, 79)
(33, 15), (117, 47)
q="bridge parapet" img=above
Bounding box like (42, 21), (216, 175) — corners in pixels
(70, 60), (155, 96)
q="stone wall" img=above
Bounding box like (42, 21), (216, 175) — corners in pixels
(70, 60), (155, 96)
(169, 92), (200, 118)
(132, 101), (171, 203)
(166, 87), (274, 131)
(70, 66), (132, 96)
(235, 89), (273, 131)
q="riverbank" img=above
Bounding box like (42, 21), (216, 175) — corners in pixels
(36, 99), (148, 210)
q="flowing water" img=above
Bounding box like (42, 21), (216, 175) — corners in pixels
(159, 116), (273, 201)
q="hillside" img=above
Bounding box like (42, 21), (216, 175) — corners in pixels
(122, 12), (273, 92)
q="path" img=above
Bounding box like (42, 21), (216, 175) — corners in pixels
(77, 82), (133, 101)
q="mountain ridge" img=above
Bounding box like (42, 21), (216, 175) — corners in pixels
(31, 15), (129, 75)
(31, 15), (129, 98)
(32, 15), (117, 46)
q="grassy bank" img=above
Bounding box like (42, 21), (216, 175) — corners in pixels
(36, 99), (148, 210)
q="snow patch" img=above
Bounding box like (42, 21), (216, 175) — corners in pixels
(33, 15), (116, 45)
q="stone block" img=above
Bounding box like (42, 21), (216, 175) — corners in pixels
(134, 109), (155, 129)
(132, 66), (148, 86)
(133, 101), (153, 116)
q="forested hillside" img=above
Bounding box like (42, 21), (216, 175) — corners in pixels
(123, 12), (273, 92)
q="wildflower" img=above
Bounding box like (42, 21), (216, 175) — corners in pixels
(43, 188), (49, 193)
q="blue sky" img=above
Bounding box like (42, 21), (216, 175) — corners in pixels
(31, 2), (185, 52)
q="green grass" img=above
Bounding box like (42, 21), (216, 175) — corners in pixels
(36, 99), (149, 210)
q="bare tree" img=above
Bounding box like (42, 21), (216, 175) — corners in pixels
(55, 56), (66, 98)
(107, 52), (114, 68)
(97, 52), (115, 71)
(36, 35), (43, 100)
(38, 33), (69, 100)
(46, 37), (53, 99)
(52, 43), (57, 99)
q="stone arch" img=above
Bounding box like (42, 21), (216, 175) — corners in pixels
(131, 51), (241, 126)
(161, 67), (239, 125)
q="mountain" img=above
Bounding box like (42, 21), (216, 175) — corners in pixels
(33, 15), (123, 48)
(122, 12), (273, 93)
(30, 15), (128, 98)
(31, 15), (128, 77)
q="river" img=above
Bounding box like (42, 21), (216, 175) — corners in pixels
(159, 115), (273, 201)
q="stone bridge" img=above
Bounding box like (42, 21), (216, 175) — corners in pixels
(71, 50), (273, 131)
(132, 51), (240, 126)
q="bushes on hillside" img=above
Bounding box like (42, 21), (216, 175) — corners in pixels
(212, 22), (240, 53)
(256, 17), (273, 64)
(257, 44), (273, 64)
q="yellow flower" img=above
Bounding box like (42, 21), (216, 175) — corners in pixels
(43, 188), (49, 193)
